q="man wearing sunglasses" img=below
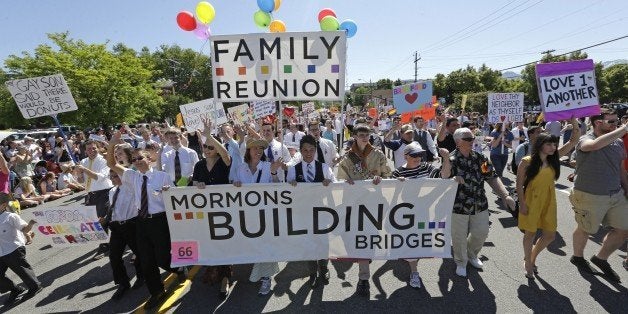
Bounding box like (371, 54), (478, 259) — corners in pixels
(162, 128), (199, 186)
(570, 109), (628, 283)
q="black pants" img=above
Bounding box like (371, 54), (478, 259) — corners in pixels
(0, 247), (40, 293)
(109, 219), (142, 286)
(136, 214), (176, 296)
(308, 259), (329, 275)
(86, 189), (111, 231)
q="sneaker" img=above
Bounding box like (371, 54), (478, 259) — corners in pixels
(456, 266), (467, 277)
(570, 255), (594, 273)
(92, 251), (106, 261)
(409, 272), (421, 289)
(356, 279), (370, 296)
(177, 266), (189, 282)
(590, 255), (621, 283)
(469, 258), (484, 269)
(3, 287), (25, 306)
(258, 277), (272, 296)
(144, 291), (166, 310)
(111, 284), (129, 301)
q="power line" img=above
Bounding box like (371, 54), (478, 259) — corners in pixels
(497, 34), (628, 71)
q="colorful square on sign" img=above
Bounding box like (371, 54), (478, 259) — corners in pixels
(417, 222), (425, 229)
(174, 213), (182, 220)
(215, 68), (224, 76)
(308, 65), (316, 73)
(331, 64), (340, 73)
(261, 66), (269, 74)
(196, 212), (204, 219)
(429, 222), (436, 229)
(238, 67), (246, 75)
(185, 212), (194, 219)
(283, 65), (292, 73)
(438, 222), (446, 228)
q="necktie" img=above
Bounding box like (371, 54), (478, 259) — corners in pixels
(306, 163), (315, 182)
(292, 133), (295, 142)
(316, 141), (325, 163)
(174, 150), (181, 183)
(225, 142), (229, 151)
(138, 176), (148, 218)
(110, 187), (121, 220)
(266, 146), (274, 162)
(85, 158), (94, 190)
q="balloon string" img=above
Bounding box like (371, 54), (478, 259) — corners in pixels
(181, 37), (210, 91)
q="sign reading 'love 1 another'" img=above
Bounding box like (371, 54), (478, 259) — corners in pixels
(392, 81), (433, 114)
(211, 31), (347, 102)
(536, 59), (600, 121)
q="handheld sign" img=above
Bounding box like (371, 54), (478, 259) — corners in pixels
(392, 81), (433, 114)
(179, 99), (228, 133)
(487, 93), (524, 123)
(252, 100), (276, 119)
(32, 206), (109, 246)
(5, 74), (78, 119)
(536, 59), (600, 121)
(226, 103), (254, 125)
(210, 31), (347, 102)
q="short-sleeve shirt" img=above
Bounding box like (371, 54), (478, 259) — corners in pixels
(447, 149), (497, 215)
(437, 133), (457, 152)
(490, 130), (514, 155)
(392, 163), (440, 179)
(0, 211), (27, 256)
(574, 133), (626, 195)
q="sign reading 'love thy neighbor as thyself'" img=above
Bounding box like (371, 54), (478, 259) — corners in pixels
(487, 93), (524, 123)
(5, 74), (78, 119)
(210, 31), (347, 102)
(392, 81), (434, 114)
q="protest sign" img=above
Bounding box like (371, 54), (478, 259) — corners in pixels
(210, 31), (346, 102)
(252, 100), (276, 119)
(301, 102), (316, 114)
(179, 99), (228, 132)
(227, 104), (254, 125)
(32, 206), (109, 246)
(164, 179), (457, 266)
(5, 74), (78, 119)
(536, 59), (600, 121)
(393, 81), (433, 114)
(487, 93), (524, 123)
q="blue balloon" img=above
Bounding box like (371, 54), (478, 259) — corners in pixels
(257, 0), (275, 13)
(340, 19), (358, 38)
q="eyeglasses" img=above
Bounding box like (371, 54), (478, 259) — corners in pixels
(406, 152), (423, 158)
(355, 133), (370, 138)
(130, 156), (144, 162)
(461, 137), (475, 142)
(203, 144), (215, 150)
(604, 119), (618, 124)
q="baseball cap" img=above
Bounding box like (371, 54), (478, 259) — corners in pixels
(401, 124), (414, 134)
(403, 142), (425, 155)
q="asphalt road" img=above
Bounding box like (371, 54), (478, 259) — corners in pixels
(2, 160), (626, 314)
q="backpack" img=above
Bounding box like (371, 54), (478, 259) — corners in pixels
(413, 130), (435, 162)
(511, 142), (529, 174)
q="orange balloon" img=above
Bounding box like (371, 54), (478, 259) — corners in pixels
(274, 0), (282, 11)
(269, 20), (286, 32)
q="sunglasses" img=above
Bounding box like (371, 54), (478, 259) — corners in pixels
(130, 156), (144, 162)
(461, 137), (475, 142)
(407, 152), (423, 158)
(604, 119), (618, 124)
(203, 144), (215, 150)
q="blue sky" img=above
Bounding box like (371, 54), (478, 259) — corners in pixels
(1, 0), (626, 85)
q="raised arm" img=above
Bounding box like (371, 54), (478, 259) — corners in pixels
(106, 132), (127, 177)
(558, 117), (581, 157)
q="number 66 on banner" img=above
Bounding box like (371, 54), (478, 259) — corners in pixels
(171, 241), (199, 266)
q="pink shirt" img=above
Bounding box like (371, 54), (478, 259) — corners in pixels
(0, 172), (9, 194)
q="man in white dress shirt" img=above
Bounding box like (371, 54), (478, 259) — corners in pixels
(259, 122), (290, 177)
(306, 120), (340, 167)
(161, 128), (199, 186)
(284, 122), (305, 147)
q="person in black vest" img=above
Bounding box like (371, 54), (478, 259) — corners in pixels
(286, 135), (336, 288)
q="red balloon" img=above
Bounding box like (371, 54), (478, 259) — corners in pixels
(176, 11), (197, 31)
(317, 8), (336, 22)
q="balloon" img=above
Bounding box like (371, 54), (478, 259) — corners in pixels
(176, 11), (197, 31)
(340, 19), (358, 38)
(320, 15), (339, 31)
(196, 1), (216, 24)
(257, 0), (275, 13)
(318, 8), (336, 22)
(193, 23), (211, 40)
(269, 20), (286, 33)
(253, 10), (272, 28)
(274, 0), (282, 11)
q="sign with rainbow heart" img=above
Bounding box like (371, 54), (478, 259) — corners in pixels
(210, 31), (346, 102)
(488, 92), (524, 124)
(392, 81), (433, 114)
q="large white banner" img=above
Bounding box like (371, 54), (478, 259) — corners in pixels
(5, 74), (78, 119)
(488, 92), (524, 123)
(179, 99), (228, 132)
(164, 179), (457, 266)
(210, 31), (347, 102)
(31, 206), (109, 246)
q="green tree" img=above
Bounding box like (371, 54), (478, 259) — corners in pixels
(375, 78), (393, 90)
(1, 32), (163, 128)
(393, 78), (403, 86)
(601, 63), (628, 103)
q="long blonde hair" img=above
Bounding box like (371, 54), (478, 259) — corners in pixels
(18, 177), (35, 194)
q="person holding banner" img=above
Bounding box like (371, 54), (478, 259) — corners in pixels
(161, 128), (199, 186)
(286, 135), (336, 288)
(446, 128), (515, 278)
(392, 142), (451, 288)
(233, 137), (283, 296)
(106, 132), (182, 310)
(0, 192), (41, 306)
(258, 123), (290, 175)
(337, 124), (391, 296)
(489, 123), (514, 177)
(217, 123), (243, 183)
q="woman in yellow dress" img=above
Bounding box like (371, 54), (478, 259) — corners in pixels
(516, 119), (580, 279)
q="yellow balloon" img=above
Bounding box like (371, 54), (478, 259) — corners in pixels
(274, 0), (282, 11)
(269, 20), (286, 33)
(196, 1), (216, 24)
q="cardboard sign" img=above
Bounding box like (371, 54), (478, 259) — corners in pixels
(487, 93), (524, 123)
(393, 81), (434, 114)
(32, 206), (109, 246)
(5, 74), (78, 119)
(252, 100), (276, 119)
(179, 99), (228, 132)
(301, 102), (316, 114)
(211, 31), (347, 102)
(227, 104), (254, 126)
(536, 59), (600, 120)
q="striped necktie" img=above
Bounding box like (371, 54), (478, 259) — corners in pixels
(306, 163), (315, 182)
(138, 176), (148, 218)
(174, 151), (181, 183)
(266, 146), (274, 162)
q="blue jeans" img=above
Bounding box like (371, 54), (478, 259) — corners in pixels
(490, 154), (509, 177)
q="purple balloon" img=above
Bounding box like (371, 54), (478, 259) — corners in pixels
(193, 23), (210, 40)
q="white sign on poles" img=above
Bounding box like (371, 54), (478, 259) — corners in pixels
(5, 74), (78, 119)
(252, 100), (276, 119)
(487, 93), (524, 123)
(164, 179), (457, 266)
(179, 99), (228, 132)
(210, 31), (347, 102)
(32, 206), (109, 246)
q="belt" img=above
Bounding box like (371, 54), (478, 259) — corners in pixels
(110, 217), (137, 226)
(141, 212), (166, 219)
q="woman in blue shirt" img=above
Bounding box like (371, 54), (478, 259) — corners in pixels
(490, 123), (514, 177)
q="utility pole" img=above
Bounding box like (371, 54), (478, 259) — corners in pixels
(540, 49), (555, 61)
(414, 51), (421, 82)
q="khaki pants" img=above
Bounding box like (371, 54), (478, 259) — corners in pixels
(452, 211), (490, 267)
